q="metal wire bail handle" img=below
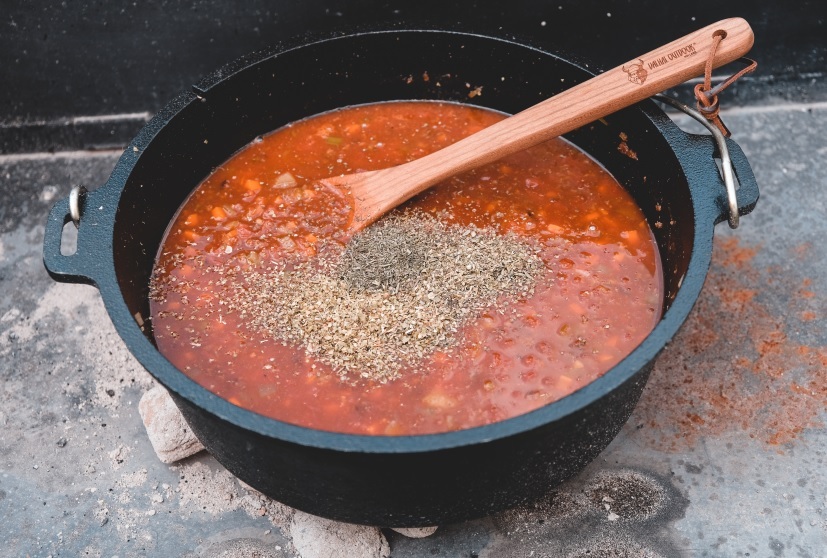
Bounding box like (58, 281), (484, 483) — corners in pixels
(69, 185), (87, 229)
(654, 95), (740, 229)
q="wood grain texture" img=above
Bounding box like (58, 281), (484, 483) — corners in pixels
(328, 18), (754, 232)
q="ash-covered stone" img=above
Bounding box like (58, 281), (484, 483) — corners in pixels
(389, 526), (438, 538)
(138, 385), (205, 464)
(290, 511), (390, 558)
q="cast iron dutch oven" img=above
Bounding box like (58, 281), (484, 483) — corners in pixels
(42, 30), (758, 526)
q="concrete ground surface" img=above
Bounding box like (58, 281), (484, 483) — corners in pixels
(1, 102), (825, 557)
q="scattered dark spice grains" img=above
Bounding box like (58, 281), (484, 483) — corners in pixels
(228, 212), (545, 382)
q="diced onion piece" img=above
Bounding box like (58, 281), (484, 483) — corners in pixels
(558, 374), (575, 389)
(423, 392), (456, 409)
(274, 172), (298, 189)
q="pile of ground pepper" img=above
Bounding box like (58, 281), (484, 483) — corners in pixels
(228, 212), (546, 382)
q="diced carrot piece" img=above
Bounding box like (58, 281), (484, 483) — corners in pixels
(244, 179), (262, 192)
(184, 213), (199, 226)
(384, 421), (405, 435)
(211, 206), (227, 220)
(365, 422), (382, 435)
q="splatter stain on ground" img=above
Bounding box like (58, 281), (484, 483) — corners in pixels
(585, 471), (665, 521)
(486, 468), (687, 557)
(637, 236), (826, 451)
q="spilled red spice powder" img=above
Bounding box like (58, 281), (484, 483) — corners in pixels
(636, 236), (826, 451)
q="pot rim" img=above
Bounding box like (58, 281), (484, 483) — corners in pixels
(49, 29), (741, 454)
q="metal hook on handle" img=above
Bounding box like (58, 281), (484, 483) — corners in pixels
(653, 95), (739, 229)
(69, 185), (87, 229)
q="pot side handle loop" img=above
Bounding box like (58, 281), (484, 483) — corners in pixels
(43, 186), (104, 287)
(725, 139), (759, 222)
(654, 95), (759, 228)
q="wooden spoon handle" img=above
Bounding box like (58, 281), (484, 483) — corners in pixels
(355, 17), (753, 222)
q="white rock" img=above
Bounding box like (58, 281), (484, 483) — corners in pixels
(290, 511), (390, 558)
(138, 385), (204, 464)
(389, 526), (439, 538)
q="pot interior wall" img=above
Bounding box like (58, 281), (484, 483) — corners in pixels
(113, 31), (693, 346)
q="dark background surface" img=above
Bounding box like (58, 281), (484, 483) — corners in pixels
(2, 0), (826, 153)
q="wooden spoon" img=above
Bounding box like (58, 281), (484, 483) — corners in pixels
(324, 17), (754, 233)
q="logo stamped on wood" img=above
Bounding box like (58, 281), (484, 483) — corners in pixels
(622, 59), (648, 85)
(623, 43), (699, 85)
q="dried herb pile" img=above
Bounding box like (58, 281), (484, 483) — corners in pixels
(230, 212), (545, 382)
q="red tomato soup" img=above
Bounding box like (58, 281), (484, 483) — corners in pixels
(150, 101), (663, 435)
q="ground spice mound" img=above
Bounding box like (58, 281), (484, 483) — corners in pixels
(229, 212), (545, 382)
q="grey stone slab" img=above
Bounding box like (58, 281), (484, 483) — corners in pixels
(1, 104), (825, 557)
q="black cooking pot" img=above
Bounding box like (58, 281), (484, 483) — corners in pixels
(42, 30), (758, 526)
